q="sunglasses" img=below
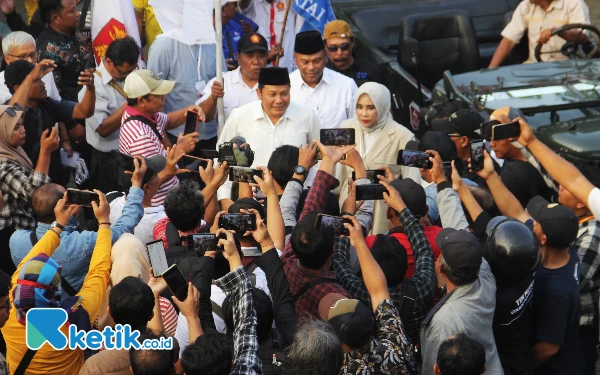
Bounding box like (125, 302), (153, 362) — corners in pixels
(326, 43), (352, 53)
(0, 105), (20, 119)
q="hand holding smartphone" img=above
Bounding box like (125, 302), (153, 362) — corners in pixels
(146, 240), (169, 277)
(352, 170), (385, 184)
(187, 233), (224, 254)
(480, 120), (520, 141)
(66, 189), (100, 207)
(320, 129), (356, 146)
(229, 167), (263, 183)
(356, 184), (387, 200)
(219, 213), (257, 231)
(162, 265), (189, 302)
(316, 214), (351, 236)
(184, 111), (199, 135)
(470, 139), (485, 171)
(397, 150), (433, 169)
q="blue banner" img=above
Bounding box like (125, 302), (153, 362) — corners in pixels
(294, 0), (336, 34)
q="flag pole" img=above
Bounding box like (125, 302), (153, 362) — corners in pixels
(274, 0), (292, 67)
(215, 0), (225, 131)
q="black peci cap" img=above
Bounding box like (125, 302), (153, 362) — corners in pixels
(258, 67), (290, 86)
(294, 30), (325, 55)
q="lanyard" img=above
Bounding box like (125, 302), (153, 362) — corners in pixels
(269, 3), (277, 49)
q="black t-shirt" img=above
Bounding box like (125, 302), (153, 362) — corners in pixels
(532, 248), (582, 375)
(501, 159), (553, 208)
(326, 60), (375, 87)
(494, 276), (535, 375)
(23, 99), (76, 183)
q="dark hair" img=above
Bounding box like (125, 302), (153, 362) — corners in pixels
(229, 198), (267, 224)
(181, 330), (233, 375)
(31, 183), (64, 223)
(436, 333), (486, 375)
(370, 235), (407, 288)
(127, 94), (152, 107)
(284, 319), (343, 375)
(0, 270), (11, 298)
(267, 145), (299, 189)
(109, 277), (155, 332)
(5, 60), (35, 94)
(296, 189), (340, 219)
(222, 288), (273, 342)
(106, 37), (141, 67)
(441, 257), (480, 286)
(39, 0), (64, 23)
(291, 211), (334, 269)
(129, 331), (176, 375)
(164, 180), (205, 232)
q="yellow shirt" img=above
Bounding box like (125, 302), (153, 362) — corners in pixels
(25, 0), (38, 22)
(1, 228), (112, 375)
(132, 0), (163, 48)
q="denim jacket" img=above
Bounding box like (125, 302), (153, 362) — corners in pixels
(9, 186), (144, 291)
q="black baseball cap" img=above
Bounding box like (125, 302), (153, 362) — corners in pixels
(416, 131), (458, 162)
(436, 228), (482, 269)
(238, 33), (269, 54)
(431, 109), (483, 139)
(319, 294), (374, 348)
(390, 178), (427, 217)
(526, 196), (578, 248)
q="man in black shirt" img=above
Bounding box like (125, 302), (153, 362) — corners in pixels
(322, 20), (376, 87)
(5, 60), (95, 185)
(36, 0), (95, 102)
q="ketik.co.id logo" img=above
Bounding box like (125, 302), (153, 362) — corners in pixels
(26, 308), (172, 350)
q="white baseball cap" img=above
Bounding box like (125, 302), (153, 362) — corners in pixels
(221, 0), (240, 6)
(124, 69), (175, 99)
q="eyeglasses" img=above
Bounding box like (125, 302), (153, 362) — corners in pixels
(326, 43), (352, 53)
(6, 51), (38, 61)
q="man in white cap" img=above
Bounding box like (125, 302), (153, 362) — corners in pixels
(119, 69), (205, 207)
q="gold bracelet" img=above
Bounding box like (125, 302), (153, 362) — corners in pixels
(260, 242), (274, 248)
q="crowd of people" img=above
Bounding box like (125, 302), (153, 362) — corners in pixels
(0, 0), (597, 375)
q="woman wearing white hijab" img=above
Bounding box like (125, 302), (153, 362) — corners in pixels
(0, 105), (58, 276)
(337, 82), (421, 235)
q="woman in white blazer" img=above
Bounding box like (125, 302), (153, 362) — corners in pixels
(337, 82), (421, 235)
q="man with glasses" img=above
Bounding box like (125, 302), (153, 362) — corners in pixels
(78, 37), (141, 192)
(323, 20), (375, 87)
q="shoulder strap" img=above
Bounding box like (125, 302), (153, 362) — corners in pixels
(95, 70), (129, 100)
(292, 277), (335, 303)
(165, 222), (182, 246)
(123, 115), (164, 142)
(211, 300), (224, 319)
(14, 348), (37, 375)
(30, 230), (79, 296)
(399, 281), (417, 325)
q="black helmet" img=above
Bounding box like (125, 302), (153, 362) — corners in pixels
(483, 216), (540, 285)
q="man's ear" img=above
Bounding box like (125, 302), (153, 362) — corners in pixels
(539, 233), (547, 246)
(460, 136), (469, 148)
(256, 88), (262, 100)
(433, 363), (441, 375)
(130, 366), (134, 374)
(576, 200), (587, 210)
(481, 364), (487, 374)
(107, 305), (111, 318)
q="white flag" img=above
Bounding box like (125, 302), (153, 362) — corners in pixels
(90, 0), (144, 66)
(150, 0), (216, 45)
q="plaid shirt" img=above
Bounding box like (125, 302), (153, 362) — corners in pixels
(0, 160), (51, 230)
(215, 266), (262, 375)
(282, 170), (352, 319)
(575, 216), (600, 337)
(332, 209), (436, 347)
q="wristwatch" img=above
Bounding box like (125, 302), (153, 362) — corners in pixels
(293, 165), (308, 176)
(50, 221), (64, 231)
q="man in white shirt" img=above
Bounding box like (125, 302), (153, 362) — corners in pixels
(290, 31), (358, 130)
(216, 67), (321, 207)
(489, 0), (590, 67)
(199, 33), (269, 131)
(79, 37), (140, 192)
(239, 0), (296, 72)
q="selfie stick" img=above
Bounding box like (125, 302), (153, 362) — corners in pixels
(215, 0), (225, 131)
(275, 0), (292, 67)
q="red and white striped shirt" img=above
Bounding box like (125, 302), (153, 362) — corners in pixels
(119, 106), (178, 206)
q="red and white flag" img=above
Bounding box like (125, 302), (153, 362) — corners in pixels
(90, 0), (144, 66)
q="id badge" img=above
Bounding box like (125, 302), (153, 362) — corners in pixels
(195, 80), (207, 98)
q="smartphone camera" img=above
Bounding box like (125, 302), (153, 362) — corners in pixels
(316, 214), (351, 236)
(219, 214), (256, 232)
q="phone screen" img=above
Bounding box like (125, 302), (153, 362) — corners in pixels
(397, 150), (433, 169)
(188, 234), (223, 253)
(470, 139), (485, 171)
(352, 170), (385, 184)
(66, 189), (100, 207)
(184, 111), (199, 135)
(480, 120), (500, 141)
(356, 184), (387, 201)
(200, 150), (219, 159)
(146, 240), (168, 277)
(229, 167), (263, 183)
(219, 214), (257, 231)
(492, 121), (521, 141)
(163, 265), (188, 302)
(320, 129), (356, 146)
(316, 214), (350, 236)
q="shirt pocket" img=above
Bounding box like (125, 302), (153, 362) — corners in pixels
(223, 94), (240, 111)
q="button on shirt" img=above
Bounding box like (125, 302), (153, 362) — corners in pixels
(216, 101), (321, 201)
(198, 67), (259, 131)
(290, 67), (358, 129)
(79, 61), (127, 152)
(502, 0), (590, 63)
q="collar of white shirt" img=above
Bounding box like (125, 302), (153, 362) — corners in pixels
(546, 0), (564, 11)
(97, 60), (117, 86)
(231, 66), (258, 90)
(251, 100), (295, 124)
(298, 67), (333, 90)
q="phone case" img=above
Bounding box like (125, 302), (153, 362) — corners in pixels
(146, 240), (168, 277)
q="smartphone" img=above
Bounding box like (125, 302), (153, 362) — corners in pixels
(397, 150), (433, 169)
(492, 121), (520, 141)
(443, 161), (452, 180)
(352, 170), (385, 184)
(229, 167), (263, 183)
(256, 188), (266, 200)
(315, 149), (347, 160)
(315, 214), (351, 236)
(219, 213), (257, 231)
(162, 265), (188, 302)
(356, 184), (387, 201)
(146, 240), (169, 277)
(187, 233), (224, 253)
(480, 120), (500, 141)
(184, 111), (199, 135)
(199, 150), (219, 159)
(66, 189), (100, 207)
(470, 139), (485, 171)
(112, 151), (136, 172)
(320, 129), (356, 146)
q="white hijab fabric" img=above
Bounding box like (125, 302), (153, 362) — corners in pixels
(354, 82), (392, 134)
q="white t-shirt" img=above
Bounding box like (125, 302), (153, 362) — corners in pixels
(109, 195), (167, 244)
(588, 188), (600, 219)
